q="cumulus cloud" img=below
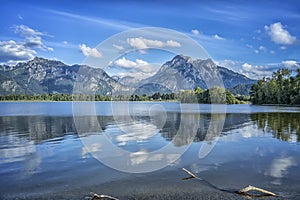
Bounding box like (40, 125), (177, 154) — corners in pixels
(0, 25), (53, 64)
(213, 34), (225, 40)
(241, 63), (274, 79)
(218, 58), (299, 80)
(14, 25), (43, 37)
(191, 29), (200, 35)
(113, 57), (159, 79)
(217, 59), (274, 79)
(0, 40), (36, 63)
(114, 57), (148, 70)
(127, 37), (181, 50)
(282, 60), (299, 68)
(166, 40), (181, 47)
(13, 25), (52, 51)
(79, 44), (102, 58)
(114, 57), (145, 68)
(265, 22), (297, 45)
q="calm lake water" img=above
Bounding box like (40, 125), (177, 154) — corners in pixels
(0, 102), (299, 199)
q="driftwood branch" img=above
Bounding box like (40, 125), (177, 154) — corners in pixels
(90, 193), (119, 200)
(182, 168), (198, 179)
(182, 168), (278, 198)
(237, 185), (277, 197)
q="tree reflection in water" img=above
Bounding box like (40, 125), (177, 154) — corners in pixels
(251, 113), (300, 142)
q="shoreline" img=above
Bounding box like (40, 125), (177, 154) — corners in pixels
(0, 101), (299, 107)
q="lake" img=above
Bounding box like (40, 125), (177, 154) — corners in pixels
(0, 102), (299, 199)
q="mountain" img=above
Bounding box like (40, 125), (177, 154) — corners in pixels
(135, 55), (256, 95)
(0, 57), (126, 95)
(228, 83), (254, 96)
(0, 55), (256, 96)
(118, 76), (140, 87)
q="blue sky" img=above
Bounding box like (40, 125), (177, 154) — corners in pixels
(0, 0), (299, 79)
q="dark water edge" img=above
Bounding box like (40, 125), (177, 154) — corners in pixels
(0, 168), (293, 200)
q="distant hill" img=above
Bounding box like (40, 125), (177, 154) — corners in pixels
(0, 56), (256, 96)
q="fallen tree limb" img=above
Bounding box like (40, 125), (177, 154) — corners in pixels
(182, 168), (278, 198)
(182, 168), (198, 179)
(90, 193), (119, 200)
(237, 185), (277, 197)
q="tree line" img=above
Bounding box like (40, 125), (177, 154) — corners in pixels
(250, 68), (300, 105)
(0, 87), (245, 104)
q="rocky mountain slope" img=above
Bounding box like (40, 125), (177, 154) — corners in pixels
(134, 55), (256, 94)
(0, 56), (256, 95)
(0, 57), (125, 95)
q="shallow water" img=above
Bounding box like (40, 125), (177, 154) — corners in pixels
(0, 102), (299, 199)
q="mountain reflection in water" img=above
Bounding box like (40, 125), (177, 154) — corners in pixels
(0, 112), (299, 146)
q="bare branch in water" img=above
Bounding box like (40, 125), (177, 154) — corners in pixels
(182, 168), (278, 198)
(237, 185), (277, 197)
(182, 168), (198, 179)
(89, 193), (119, 200)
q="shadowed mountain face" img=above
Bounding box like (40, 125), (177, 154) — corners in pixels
(0, 56), (256, 95)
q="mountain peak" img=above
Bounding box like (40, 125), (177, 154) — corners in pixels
(172, 54), (192, 62)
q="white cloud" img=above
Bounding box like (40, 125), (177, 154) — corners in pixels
(218, 58), (299, 80)
(282, 60), (299, 68)
(13, 25), (43, 37)
(114, 57), (142, 68)
(270, 50), (275, 54)
(63, 41), (68, 45)
(280, 46), (287, 50)
(213, 34), (225, 40)
(259, 45), (267, 52)
(127, 37), (181, 49)
(265, 22), (297, 45)
(191, 29), (200, 35)
(47, 47), (54, 52)
(113, 44), (125, 50)
(166, 40), (181, 47)
(0, 25), (54, 64)
(13, 25), (53, 51)
(219, 60), (274, 79)
(113, 57), (159, 79)
(254, 50), (259, 54)
(0, 40), (36, 63)
(216, 59), (239, 69)
(241, 63), (273, 79)
(79, 44), (102, 58)
(242, 63), (252, 70)
(114, 57), (151, 72)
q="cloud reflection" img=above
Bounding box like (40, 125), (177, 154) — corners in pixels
(0, 135), (36, 163)
(115, 122), (159, 145)
(266, 156), (297, 185)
